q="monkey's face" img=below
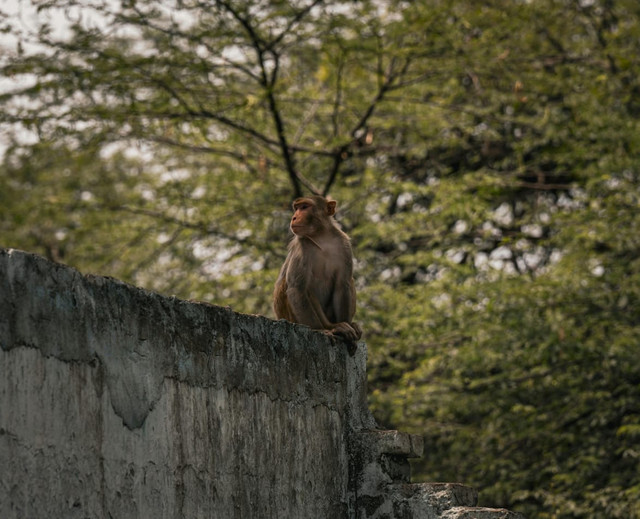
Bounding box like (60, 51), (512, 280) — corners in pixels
(290, 199), (317, 237)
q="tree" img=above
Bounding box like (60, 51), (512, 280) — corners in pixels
(1, 0), (418, 302)
(2, 1), (640, 517)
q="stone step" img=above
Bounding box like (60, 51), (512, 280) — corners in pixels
(356, 482), (479, 519)
(442, 506), (526, 519)
(350, 431), (525, 519)
(389, 482), (479, 510)
(357, 429), (424, 458)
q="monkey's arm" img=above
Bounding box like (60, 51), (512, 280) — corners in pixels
(332, 277), (355, 323)
(285, 282), (359, 342)
(285, 284), (332, 329)
(283, 284), (357, 341)
(331, 277), (362, 341)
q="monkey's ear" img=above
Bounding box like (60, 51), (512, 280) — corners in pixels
(326, 200), (337, 216)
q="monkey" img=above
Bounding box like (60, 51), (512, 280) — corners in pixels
(273, 195), (362, 344)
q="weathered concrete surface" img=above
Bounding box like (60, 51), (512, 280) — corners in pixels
(442, 508), (526, 519)
(0, 248), (355, 518)
(0, 248), (525, 519)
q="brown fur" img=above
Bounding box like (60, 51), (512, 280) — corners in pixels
(273, 195), (362, 343)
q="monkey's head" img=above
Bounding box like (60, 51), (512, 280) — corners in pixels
(290, 195), (337, 237)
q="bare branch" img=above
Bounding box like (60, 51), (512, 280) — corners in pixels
(147, 136), (252, 161)
(268, 0), (325, 51)
(216, 0), (304, 197)
(110, 205), (250, 245)
(323, 57), (413, 195)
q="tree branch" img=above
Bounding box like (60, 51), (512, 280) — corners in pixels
(322, 57), (412, 195)
(217, 0), (304, 198)
(109, 205), (250, 244)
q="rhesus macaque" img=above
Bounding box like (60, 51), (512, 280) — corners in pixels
(273, 195), (362, 343)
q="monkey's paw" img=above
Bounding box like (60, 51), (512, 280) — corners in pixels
(331, 322), (361, 343)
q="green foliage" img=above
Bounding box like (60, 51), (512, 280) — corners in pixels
(2, 0), (640, 517)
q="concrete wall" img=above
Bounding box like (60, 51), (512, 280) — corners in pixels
(0, 248), (525, 519)
(0, 248), (375, 518)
